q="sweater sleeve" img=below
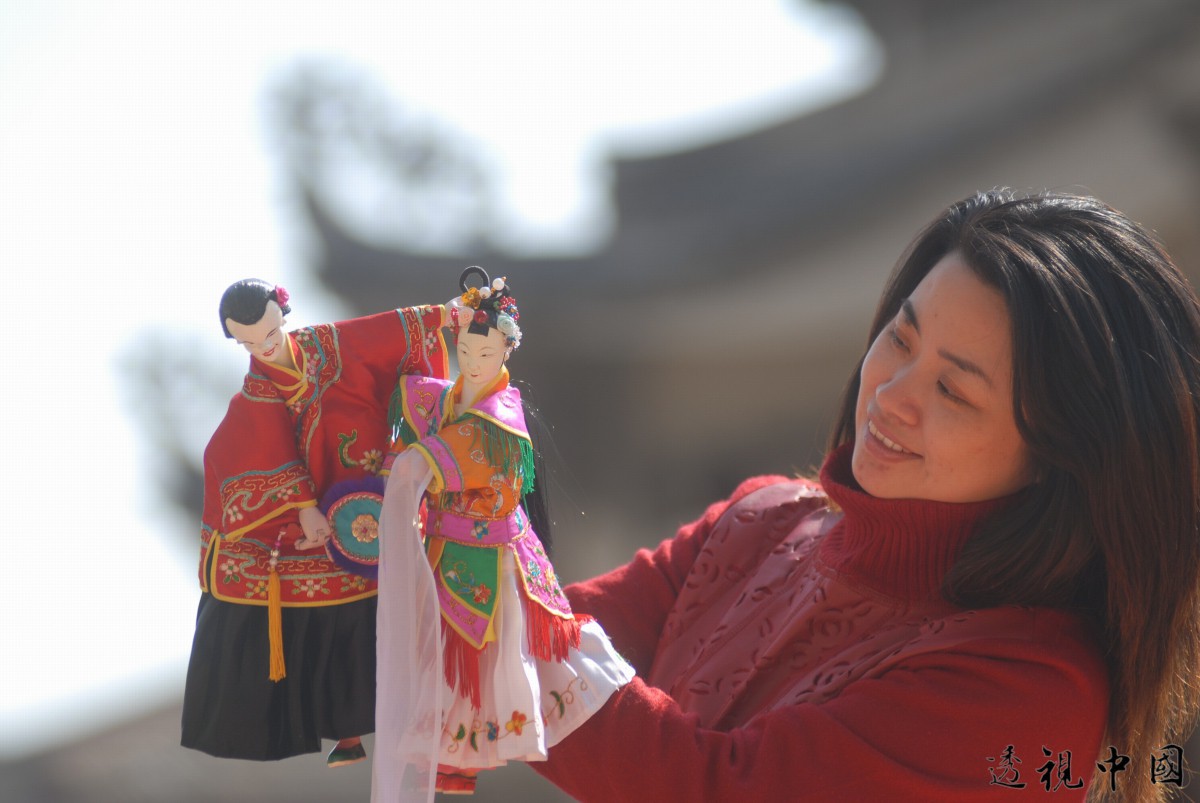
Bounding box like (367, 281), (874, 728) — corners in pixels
(563, 476), (794, 681)
(533, 611), (1108, 801)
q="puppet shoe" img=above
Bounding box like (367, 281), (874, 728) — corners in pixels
(436, 769), (478, 795)
(326, 740), (367, 768)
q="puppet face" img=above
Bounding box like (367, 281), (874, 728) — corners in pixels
(852, 253), (1033, 503)
(226, 300), (290, 367)
(456, 326), (509, 398)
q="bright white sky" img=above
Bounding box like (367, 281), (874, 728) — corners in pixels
(0, 0), (879, 757)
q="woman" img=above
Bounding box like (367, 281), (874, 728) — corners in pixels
(532, 190), (1200, 801)
(181, 279), (449, 766)
(373, 269), (634, 799)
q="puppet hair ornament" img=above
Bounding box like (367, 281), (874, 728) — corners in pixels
(458, 265), (522, 349)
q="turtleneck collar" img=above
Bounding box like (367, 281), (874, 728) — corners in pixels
(817, 443), (1015, 602)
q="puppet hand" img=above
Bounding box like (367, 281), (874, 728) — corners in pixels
(296, 506), (332, 550)
(444, 296), (466, 330)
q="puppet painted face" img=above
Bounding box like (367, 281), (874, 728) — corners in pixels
(226, 300), (291, 367)
(456, 326), (509, 399)
(852, 252), (1034, 503)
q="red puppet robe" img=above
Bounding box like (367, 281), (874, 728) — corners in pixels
(198, 304), (447, 676)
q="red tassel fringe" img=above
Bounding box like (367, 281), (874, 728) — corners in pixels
(524, 596), (583, 662)
(443, 625), (484, 710)
(441, 605), (590, 710)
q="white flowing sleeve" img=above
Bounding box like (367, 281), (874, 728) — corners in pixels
(372, 449), (441, 803)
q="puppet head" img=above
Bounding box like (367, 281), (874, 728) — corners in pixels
(219, 278), (291, 337)
(453, 267), (521, 399)
(220, 278), (293, 366)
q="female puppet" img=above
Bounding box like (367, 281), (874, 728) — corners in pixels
(373, 268), (634, 799)
(181, 279), (449, 767)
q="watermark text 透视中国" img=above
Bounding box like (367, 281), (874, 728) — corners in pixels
(987, 743), (1184, 793)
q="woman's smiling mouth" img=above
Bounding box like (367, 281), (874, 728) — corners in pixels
(867, 419), (916, 455)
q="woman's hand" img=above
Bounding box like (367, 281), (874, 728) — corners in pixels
(296, 506), (332, 550)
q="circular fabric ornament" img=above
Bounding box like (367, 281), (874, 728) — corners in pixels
(320, 477), (386, 580)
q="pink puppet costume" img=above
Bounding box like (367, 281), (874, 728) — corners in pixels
(182, 279), (448, 765)
(372, 268), (634, 800)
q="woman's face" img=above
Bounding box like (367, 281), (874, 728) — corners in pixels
(852, 252), (1034, 503)
(226, 300), (289, 366)
(456, 326), (509, 394)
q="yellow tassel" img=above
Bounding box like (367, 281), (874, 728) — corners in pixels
(268, 565), (286, 681)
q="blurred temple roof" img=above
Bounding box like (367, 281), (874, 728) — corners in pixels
(298, 0), (1200, 310)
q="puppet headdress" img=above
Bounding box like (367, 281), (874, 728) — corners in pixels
(458, 266), (522, 349)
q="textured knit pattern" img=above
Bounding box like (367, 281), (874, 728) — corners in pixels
(534, 445), (1109, 801)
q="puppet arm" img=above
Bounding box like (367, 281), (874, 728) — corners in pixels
(334, 304), (450, 382)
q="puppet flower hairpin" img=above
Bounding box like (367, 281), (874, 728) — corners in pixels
(274, 285), (290, 305)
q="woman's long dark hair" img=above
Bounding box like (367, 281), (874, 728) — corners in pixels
(830, 190), (1200, 802)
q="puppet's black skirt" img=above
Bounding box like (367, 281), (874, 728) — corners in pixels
(180, 589), (377, 761)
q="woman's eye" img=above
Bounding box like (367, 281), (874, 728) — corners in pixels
(937, 381), (966, 404)
(888, 328), (909, 351)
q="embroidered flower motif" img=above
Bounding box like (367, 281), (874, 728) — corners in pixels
(424, 331), (438, 351)
(505, 711), (527, 736)
(471, 521), (489, 540)
(225, 505), (244, 523)
(245, 579), (268, 599)
(473, 584), (492, 605)
(359, 449), (383, 474)
(342, 575), (369, 593)
(526, 560), (542, 579)
(469, 448), (486, 464)
(486, 721), (499, 741)
(350, 513), (379, 543)
(294, 578), (329, 598)
(219, 558), (240, 582)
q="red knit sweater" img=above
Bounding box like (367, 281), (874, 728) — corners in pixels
(533, 446), (1109, 801)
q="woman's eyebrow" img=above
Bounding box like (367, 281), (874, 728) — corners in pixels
(901, 298), (995, 387)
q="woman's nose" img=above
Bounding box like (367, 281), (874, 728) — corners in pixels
(874, 370), (920, 426)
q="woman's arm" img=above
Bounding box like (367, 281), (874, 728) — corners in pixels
(564, 476), (791, 679)
(534, 617), (1108, 802)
